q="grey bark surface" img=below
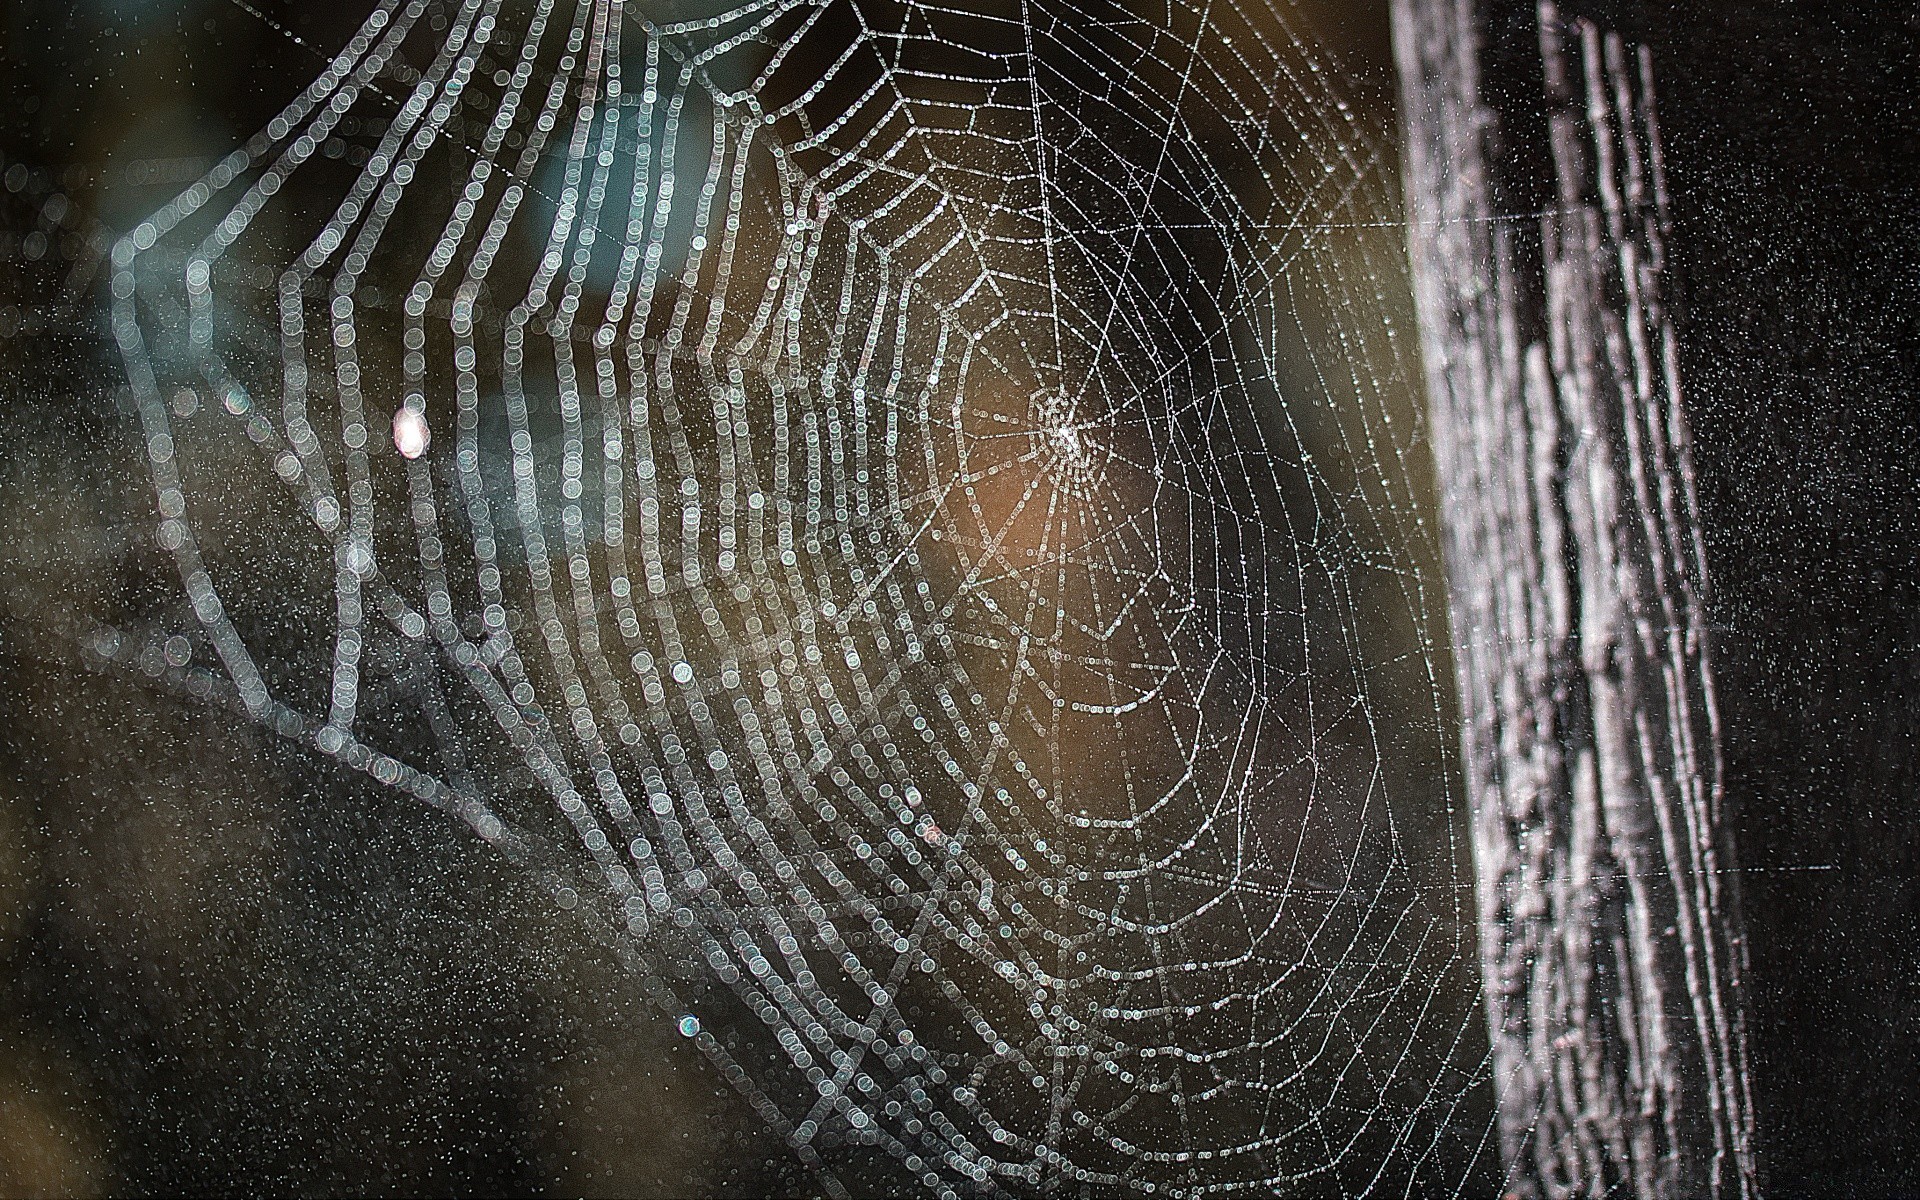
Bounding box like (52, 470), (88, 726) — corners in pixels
(1389, 2), (1756, 1196)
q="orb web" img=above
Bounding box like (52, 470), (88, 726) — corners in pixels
(109, 0), (1492, 1192)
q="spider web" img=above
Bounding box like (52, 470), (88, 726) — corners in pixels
(108, 0), (1492, 1192)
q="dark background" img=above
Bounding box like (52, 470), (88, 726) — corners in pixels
(0, 1), (808, 1194)
(1607, 5), (1913, 1192)
(1668, 8), (1920, 1190)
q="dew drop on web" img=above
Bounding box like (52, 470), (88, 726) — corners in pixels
(392, 408), (429, 459)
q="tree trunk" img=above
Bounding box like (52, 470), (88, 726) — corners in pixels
(1390, 3), (1756, 1195)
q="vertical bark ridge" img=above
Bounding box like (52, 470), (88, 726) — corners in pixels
(1389, 2), (1757, 1196)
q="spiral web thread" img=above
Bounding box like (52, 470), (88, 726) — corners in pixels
(109, 0), (1491, 1192)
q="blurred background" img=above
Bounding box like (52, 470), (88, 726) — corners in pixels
(0, 1), (1473, 1196)
(0, 5), (826, 1192)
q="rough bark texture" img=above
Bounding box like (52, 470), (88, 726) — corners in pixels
(1389, 3), (1756, 1196)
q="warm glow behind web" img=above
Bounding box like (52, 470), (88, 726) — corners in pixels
(106, 0), (1490, 1192)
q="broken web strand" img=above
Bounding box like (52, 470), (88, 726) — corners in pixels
(111, 0), (1491, 1193)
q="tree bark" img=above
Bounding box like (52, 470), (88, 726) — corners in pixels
(1389, 3), (1757, 1196)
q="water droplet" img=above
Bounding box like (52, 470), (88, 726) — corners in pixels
(677, 1014), (700, 1038)
(392, 407), (430, 459)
